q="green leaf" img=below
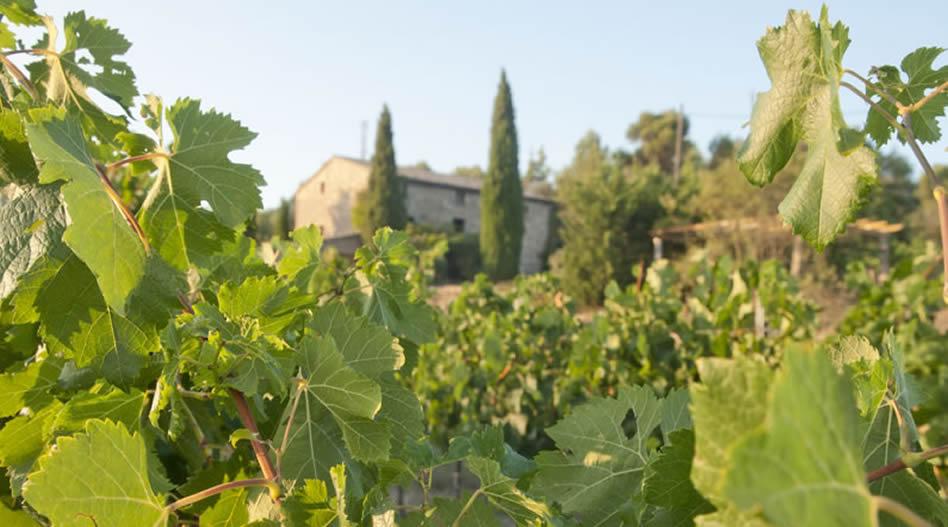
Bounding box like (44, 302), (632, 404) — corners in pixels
(660, 387), (692, 444)
(0, 0), (42, 26)
(364, 278), (438, 346)
(828, 336), (891, 419)
(278, 335), (388, 485)
(49, 387), (146, 436)
(377, 375), (425, 456)
(0, 183), (67, 301)
(218, 276), (309, 335)
(0, 401), (62, 469)
(24, 420), (168, 527)
(166, 98), (263, 228)
(421, 493), (500, 527)
(467, 456), (550, 525)
(277, 225), (323, 290)
(532, 386), (658, 524)
(695, 506), (771, 527)
(28, 11), (137, 110)
(0, 109), (39, 184)
(200, 487), (250, 527)
(309, 303), (404, 378)
(724, 348), (873, 526)
(863, 405), (948, 526)
(737, 9), (876, 250)
(26, 110), (147, 311)
(643, 430), (713, 522)
(0, 504), (40, 526)
(690, 356), (773, 506)
(33, 254), (158, 387)
(883, 332), (921, 449)
(283, 479), (337, 527)
(0, 357), (60, 417)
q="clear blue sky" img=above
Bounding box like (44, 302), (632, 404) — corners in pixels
(37, 1), (948, 207)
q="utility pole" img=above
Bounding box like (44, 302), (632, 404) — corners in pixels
(360, 120), (367, 160)
(672, 104), (684, 185)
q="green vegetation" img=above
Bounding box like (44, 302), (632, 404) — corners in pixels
(0, 4), (945, 527)
(480, 71), (525, 280)
(353, 105), (408, 241)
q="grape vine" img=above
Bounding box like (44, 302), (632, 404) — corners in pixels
(0, 3), (944, 527)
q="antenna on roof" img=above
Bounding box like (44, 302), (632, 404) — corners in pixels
(360, 120), (368, 160)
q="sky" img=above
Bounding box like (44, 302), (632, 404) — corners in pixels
(33, 1), (948, 207)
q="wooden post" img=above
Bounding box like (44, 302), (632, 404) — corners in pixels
(879, 232), (890, 280)
(652, 236), (663, 260)
(453, 461), (462, 499)
(753, 289), (766, 340)
(790, 236), (803, 277)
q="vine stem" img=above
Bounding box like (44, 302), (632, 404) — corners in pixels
(451, 488), (482, 527)
(228, 389), (281, 502)
(935, 187), (948, 303)
(899, 80), (948, 116)
(276, 378), (306, 478)
(94, 163), (151, 252)
(107, 152), (170, 172)
(0, 53), (37, 99)
(866, 444), (948, 483)
(166, 478), (270, 512)
(874, 495), (932, 527)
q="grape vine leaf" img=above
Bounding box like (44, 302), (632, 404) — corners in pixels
(0, 504), (38, 527)
(277, 225), (323, 291)
(278, 334), (389, 486)
(643, 429), (714, 526)
(0, 356), (59, 417)
(531, 385), (660, 525)
(218, 276), (310, 336)
(724, 348), (874, 526)
(412, 493), (500, 527)
(49, 387), (146, 436)
(0, 109), (39, 184)
(828, 336), (890, 419)
(32, 253), (158, 387)
(863, 405), (948, 526)
(0, 400), (62, 469)
(166, 98), (263, 228)
(660, 387), (692, 444)
(283, 479), (337, 526)
(0, 0), (42, 26)
(199, 487), (250, 527)
(865, 47), (947, 145)
(309, 302), (405, 378)
(137, 98), (261, 271)
(26, 110), (147, 311)
(466, 456), (551, 525)
(737, 8), (876, 250)
(690, 356), (773, 506)
(0, 183), (66, 301)
(23, 420), (168, 527)
(28, 10), (137, 110)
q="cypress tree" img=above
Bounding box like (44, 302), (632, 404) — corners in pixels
(480, 70), (524, 279)
(274, 198), (291, 239)
(353, 105), (407, 240)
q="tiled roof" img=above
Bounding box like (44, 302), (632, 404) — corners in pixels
(332, 155), (555, 203)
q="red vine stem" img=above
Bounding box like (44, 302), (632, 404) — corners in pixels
(866, 444), (948, 483)
(228, 388), (281, 501)
(107, 152), (169, 171)
(166, 478), (270, 512)
(94, 163), (151, 252)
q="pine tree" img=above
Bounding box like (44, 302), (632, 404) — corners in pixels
(353, 105), (407, 240)
(480, 70), (524, 279)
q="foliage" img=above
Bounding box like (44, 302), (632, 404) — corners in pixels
(480, 70), (524, 280)
(353, 105), (407, 241)
(553, 132), (665, 305)
(626, 110), (696, 174)
(416, 257), (817, 455)
(0, 4), (944, 527)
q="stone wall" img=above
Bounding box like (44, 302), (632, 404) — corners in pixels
(404, 181), (553, 274)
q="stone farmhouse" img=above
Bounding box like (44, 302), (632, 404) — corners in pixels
(294, 156), (556, 274)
